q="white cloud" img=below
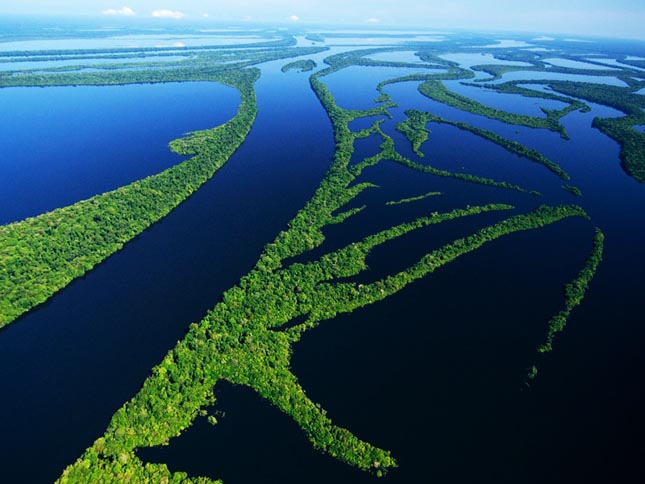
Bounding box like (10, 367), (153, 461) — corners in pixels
(102, 6), (135, 16)
(289, 15), (299, 21)
(173, 41), (186, 47)
(151, 9), (185, 19)
(366, 17), (380, 23)
(202, 13), (209, 18)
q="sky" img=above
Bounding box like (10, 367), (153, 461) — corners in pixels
(1, 0), (644, 40)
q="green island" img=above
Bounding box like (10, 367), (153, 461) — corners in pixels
(55, 50), (600, 484)
(351, 119), (536, 195)
(0, 44), (331, 329)
(398, 109), (571, 180)
(466, 75), (645, 182)
(395, 111), (431, 156)
(541, 81), (645, 182)
(386, 191), (442, 206)
(0, 68), (258, 328)
(469, 61), (633, 83)
(441, 45), (644, 182)
(538, 228), (605, 354)
(0, 45), (327, 87)
(282, 59), (318, 73)
(417, 80), (583, 139)
(0, 34), (298, 60)
(467, 80), (593, 111)
(563, 185), (583, 196)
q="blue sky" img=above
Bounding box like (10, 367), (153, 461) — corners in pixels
(2, 0), (644, 39)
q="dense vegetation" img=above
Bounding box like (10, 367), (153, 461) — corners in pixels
(282, 59), (317, 73)
(0, 44), (331, 329)
(538, 228), (605, 353)
(563, 185), (583, 196)
(417, 80), (581, 139)
(399, 109), (571, 180)
(0, 46), (327, 88)
(452, 46), (645, 182)
(56, 48), (599, 484)
(395, 111), (431, 156)
(362, 121), (538, 194)
(0, 37), (617, 482)
(475, 79), (645, 183)
(0, 34), (298, 59)
(542, 81), (645, 182)
(386, 191), (441, 206)
(0, 69), (259, 328)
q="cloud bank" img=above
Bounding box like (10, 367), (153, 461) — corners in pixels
(151, 9), (185, 19)
(101, 6), (135, 16)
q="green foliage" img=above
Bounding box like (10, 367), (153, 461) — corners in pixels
(404, 109), (570, 180)
(0, 46), (327, 87)
(386, 191), (442, 206)
(56, 49), (594, 483)
(563, 185), (583, 196)
(281, 59), (317, 73)
(543, 81), (645, 182)
(0, 44), (333, 328)
(527, 365), (538, 381)
(1, 34), (298, 60)
(481, 80), (645, 183)
(538, 228), (604, 354)
(350, 118), (537, 195)
(0, 39), (608, 482)
(418, 80), (579, 139)
(470, 61), (626, 83)
(473, 81), (591, 111)
(0, 68), (259, 328)
(396, 111), (431, 156)
(594, 116), (645, 182)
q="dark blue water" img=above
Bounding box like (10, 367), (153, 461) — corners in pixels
(0, 58), (334, 483)
(136, 63), (645, 484)
(287, 74), (645, 484)
(1, 49), (645, 484)
(323, 65), (435, 110)
(0, 82), (239, 225)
